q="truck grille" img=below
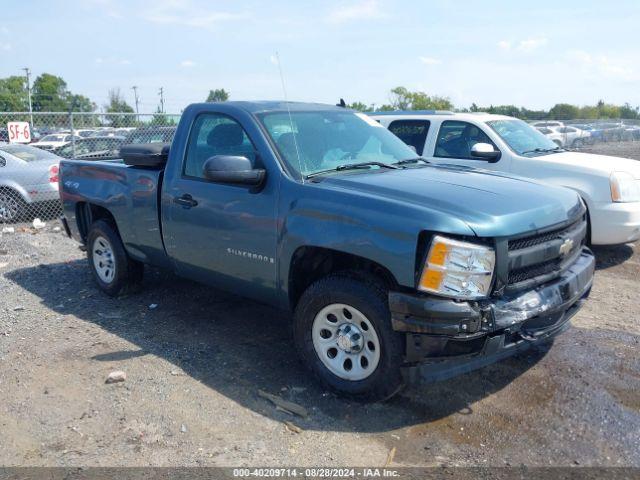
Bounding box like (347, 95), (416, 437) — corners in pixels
(508, 218), (582, 251)
(506, 214), (587, 289)
(508, 258), (559, 284)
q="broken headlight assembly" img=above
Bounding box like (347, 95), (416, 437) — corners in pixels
(418, 235), (495, 300)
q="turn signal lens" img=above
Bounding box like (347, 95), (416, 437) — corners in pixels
(419, 235), (495, 300)
(610, 171), (640, 203)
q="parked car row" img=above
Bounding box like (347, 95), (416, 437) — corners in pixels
(532, 120), (640, 147)
(0, 125), (177, 221)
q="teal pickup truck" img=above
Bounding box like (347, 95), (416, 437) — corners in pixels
(59, 101), (594, 400)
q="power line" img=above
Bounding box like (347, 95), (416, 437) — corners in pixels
(131, 85), (140, 121)
(22, 67), (33, 126)
(158, 87), (165, 113)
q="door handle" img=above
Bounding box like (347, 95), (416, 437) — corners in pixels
(173, 194), (198, 208)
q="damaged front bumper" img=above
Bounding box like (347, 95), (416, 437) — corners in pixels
(389, 248), (595, 383)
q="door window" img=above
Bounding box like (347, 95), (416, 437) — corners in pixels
(434, 121), (496, 159)
(183, 114), (257, 179)
(388, 120), (430, 155)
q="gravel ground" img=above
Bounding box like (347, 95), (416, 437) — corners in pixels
(579, 140), (640, 161)
(1, 224), (638, 468)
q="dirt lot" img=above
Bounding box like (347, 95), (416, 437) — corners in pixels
(1, 142), (640, 468)
(580, 139), (640, 160)
(0, 222), (638, 468)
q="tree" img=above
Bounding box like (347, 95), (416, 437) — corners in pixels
(206, 88), (229, 102)
(0, 76), (27, 111)
(105, 88), (136, 127)
(548, 103), (580, 120)
(30, 73), (96, 115)
(388, 86), (453, 111)
(32, 73), (70, 111)
(151, 106), (178, 126)
(619, 103), (638, 119)
(596, 101), (621, 119)
(347, 101), (369, 111)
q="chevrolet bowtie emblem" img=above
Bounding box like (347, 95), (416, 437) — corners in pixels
(559, 238), (574, 256)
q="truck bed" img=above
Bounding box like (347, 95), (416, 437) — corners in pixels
(59, 159), (169, 267)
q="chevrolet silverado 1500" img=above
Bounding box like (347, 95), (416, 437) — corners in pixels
(59, 102), (594, 400)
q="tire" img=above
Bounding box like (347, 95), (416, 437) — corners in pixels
(293, 274), (404, 401)
(553, 140), (562, 147)
(86, 219), (143, 297)
(0, 188), (26, 223)
(572, 138), (583, 148)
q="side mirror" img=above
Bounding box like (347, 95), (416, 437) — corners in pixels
(203, 155), (266, 186)
(470, 143), (501, 162)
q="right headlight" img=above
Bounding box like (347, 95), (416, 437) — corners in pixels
(610, 171), (640, 203)
(418, 235), (495, 300)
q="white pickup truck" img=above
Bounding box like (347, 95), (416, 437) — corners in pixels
(371, 111), (640, 245)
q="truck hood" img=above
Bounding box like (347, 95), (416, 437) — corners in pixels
(542, 151), (640, 178)
(319, 164), (583, 237)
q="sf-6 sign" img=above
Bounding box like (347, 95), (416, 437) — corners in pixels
(7, 121), (31, 143)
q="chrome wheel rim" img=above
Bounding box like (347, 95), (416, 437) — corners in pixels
(0, 192), (19, 221)
(92, 235), (116, 283)
(312, 303), (381, 381)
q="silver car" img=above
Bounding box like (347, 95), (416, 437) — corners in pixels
(0, 143), (61, 222)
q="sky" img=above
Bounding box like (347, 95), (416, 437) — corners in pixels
(1, 0), (639, 113)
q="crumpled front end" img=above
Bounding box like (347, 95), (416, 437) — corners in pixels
(389, 212), (594, 383)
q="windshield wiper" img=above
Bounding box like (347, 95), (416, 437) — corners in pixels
(305, 161), (400, 179)
(522, 147), (564, 155)
(394, 157), (430, 166)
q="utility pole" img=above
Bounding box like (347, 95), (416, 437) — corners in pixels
(131, 85), (140, 122)
(22, 67), (33, 127)
(158, 87), (165, 114)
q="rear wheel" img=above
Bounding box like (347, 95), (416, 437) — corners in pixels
(87, 220), (143, 296)
(0, 189), (26, 223)
(293, 274), (404, 401)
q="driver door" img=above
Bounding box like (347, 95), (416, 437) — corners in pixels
(162, 112), (278, 303)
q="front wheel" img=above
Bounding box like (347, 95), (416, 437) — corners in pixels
(87, 220), (143, 296)
(293, 274), (404, 401)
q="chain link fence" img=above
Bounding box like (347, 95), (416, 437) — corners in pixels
(0, 112), (180, 225)
(1, 110), (639, 226)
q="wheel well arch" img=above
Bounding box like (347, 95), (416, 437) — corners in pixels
(75, 202), (119, 242)
(288, 246), (399, 309)
(0, 184), (28, 202)
(580, 196), (592, 245)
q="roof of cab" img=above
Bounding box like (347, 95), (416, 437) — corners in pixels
(189, 101), (347, 114)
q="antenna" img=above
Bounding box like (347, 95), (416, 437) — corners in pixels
(274, 52), (305, 182)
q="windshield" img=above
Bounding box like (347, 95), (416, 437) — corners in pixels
(487, 119), (560, 156)
(0, 144), (60, 162)
(257, 110), (417, 178)
(41, 134), (65, 142)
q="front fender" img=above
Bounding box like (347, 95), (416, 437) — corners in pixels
(276, 181), (475, 308)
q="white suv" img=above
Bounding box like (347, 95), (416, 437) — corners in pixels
(371, 111), (640, 245)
